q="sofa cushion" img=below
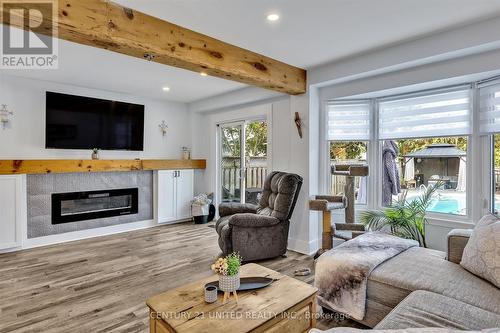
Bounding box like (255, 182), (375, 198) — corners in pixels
(368, 247), (500, 315)
(375, 290), (500, 330)
(460, 214), (500, 288)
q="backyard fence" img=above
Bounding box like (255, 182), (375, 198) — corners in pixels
(221, 157), (268, 197)
(222, 159), (368, 196)
(330, 159), (364, 195)
(221, 166), (268, 194)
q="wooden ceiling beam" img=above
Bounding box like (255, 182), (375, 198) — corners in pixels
(1, 0), (306, 95)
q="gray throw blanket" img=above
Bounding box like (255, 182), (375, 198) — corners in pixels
(315, 232), (418, 320)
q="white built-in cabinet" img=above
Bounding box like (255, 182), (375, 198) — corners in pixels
(157, 169), (194, 224)
(0, 175), (23, 250)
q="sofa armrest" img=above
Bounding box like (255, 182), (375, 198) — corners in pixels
(218, 203), (258, 217)
(229, 213), (281, 228)
(447, 229), (473, 264)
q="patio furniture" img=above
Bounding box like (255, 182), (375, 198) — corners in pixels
(245, 187), (262, 205)
(428, 175), (450, 189)
(405, 179), (417, 189)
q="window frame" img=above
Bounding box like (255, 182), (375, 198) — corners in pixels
(327, 140), (370, 206)
(376, 136), (471, 220)
(323, 85), (482, 225)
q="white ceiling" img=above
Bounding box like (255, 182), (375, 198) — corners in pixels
(5, 1), (500, 103)
(115, 0), (500, 68)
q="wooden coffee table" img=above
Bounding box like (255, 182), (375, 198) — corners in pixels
(147, 263), (318, 333)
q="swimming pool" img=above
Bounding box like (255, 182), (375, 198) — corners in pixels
(427, 199), (461, 214)
(400, 190), (500, 216)
(404, 191), (466, 215)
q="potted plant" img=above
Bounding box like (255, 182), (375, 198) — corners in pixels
(360, 182), (441, 247)
(211, 252), (242, 303)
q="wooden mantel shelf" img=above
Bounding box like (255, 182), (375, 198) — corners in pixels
(0, 159), (206, 175)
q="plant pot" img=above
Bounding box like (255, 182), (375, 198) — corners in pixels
(218, 273), (240, 292)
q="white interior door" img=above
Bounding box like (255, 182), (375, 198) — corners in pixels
(176, 169), (194, 220)
(157, 170), (176, 223)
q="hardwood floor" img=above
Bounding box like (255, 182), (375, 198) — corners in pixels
(0, 222), (360, 332)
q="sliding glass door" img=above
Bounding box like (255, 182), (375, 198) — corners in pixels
(219, 119), (268, 204)
(220, 122), (245, 203)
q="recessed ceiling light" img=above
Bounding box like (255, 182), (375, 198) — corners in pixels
(162, 86), (170, 92)
(200, 72), (208, 77)
(267, 13), (280, 22)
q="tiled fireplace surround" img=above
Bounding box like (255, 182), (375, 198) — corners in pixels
(27, 171), (153, 238)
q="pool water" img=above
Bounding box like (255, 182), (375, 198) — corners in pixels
(428, 199), (460, 214)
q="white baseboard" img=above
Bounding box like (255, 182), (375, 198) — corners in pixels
(20, 219), (158, 250)
(287, 237), (319, 256)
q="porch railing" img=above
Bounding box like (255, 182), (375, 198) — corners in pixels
(221, 166), (268, 194)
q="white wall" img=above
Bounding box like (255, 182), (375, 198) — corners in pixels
(188, 15), (500, 254)
(0, 74), (192, 160)
(191, 97), (316, 254)
(307, 19), (500, 252)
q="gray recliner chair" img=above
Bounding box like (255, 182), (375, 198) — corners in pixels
(215, 171), (303, 261)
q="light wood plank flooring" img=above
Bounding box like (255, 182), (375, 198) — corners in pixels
(0, 222), (360, 332)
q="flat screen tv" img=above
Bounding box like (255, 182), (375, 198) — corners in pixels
(46, 92), (144, 151)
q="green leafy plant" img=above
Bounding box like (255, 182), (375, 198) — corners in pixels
(225, 253), (242, 276)
(360, 182), (441, 247)
(211, 252), (242, 276)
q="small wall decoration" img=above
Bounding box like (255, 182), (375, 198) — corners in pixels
(91, 148), (100, 160)
(294, 112), (303, 138)
(0, 104), (14, 129)
(159, 120), (168, 137)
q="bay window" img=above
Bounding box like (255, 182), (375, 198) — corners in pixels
(327, 101), (370, 205)
(381, 137), (468, 215)
(326, 87), (474, 219)
(378, 88), (471, 215)
(479, 81), (500, 215)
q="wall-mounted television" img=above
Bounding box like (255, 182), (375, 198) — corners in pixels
(45, 92), (145, 151)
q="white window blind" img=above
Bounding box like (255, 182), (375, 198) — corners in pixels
(327, 101), (371, 141)
(378, 89), (471, 140)
(479, 83), (500, 134)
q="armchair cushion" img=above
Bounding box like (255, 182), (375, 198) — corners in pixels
(218, 202), (257, 217)
(229, 213), (281, 228)
(257, 171), (303, 220)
